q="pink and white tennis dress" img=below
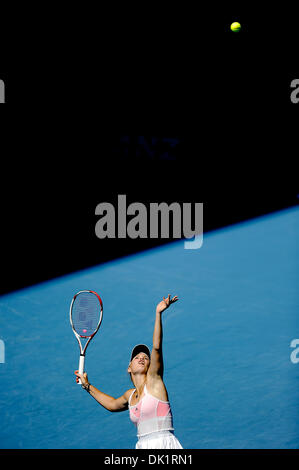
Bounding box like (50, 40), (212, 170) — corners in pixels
(129, 385), (183, 449)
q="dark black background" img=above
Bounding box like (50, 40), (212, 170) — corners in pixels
(0, 8), (298, 297)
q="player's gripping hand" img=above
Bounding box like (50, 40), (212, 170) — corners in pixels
(74, 370), (89, 385)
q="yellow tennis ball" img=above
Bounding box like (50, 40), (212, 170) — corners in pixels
(230, 22), (241, 32)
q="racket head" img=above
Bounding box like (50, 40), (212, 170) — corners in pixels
(70, 290), (103, 353)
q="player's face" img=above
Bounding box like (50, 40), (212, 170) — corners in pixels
(130, 353), (150, 373)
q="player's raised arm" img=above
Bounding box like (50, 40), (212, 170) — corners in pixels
(148, 294), (178, 379)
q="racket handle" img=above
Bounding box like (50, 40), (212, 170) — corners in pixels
(78, 354), (85, 385)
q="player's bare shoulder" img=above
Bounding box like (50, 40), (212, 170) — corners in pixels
(146, 376), (169, 402)
(124, 388), (135, 403)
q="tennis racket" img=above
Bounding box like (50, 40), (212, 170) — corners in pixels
(70, 290), (103, 384)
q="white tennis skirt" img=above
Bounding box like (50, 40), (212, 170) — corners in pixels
(135, 431), (183, 449)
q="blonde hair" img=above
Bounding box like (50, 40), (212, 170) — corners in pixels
(127, 361), (133, 383)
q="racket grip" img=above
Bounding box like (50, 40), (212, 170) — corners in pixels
(78, 354), (85, 385)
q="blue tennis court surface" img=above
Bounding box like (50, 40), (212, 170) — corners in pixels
(0, 206), (298, 449)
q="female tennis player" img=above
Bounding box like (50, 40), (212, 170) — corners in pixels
(74, 294), (183, 449)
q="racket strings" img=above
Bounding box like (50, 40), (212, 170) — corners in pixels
(71, 292), (101, 337)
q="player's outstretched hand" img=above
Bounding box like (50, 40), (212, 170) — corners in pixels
(156, 294), (179, 314)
